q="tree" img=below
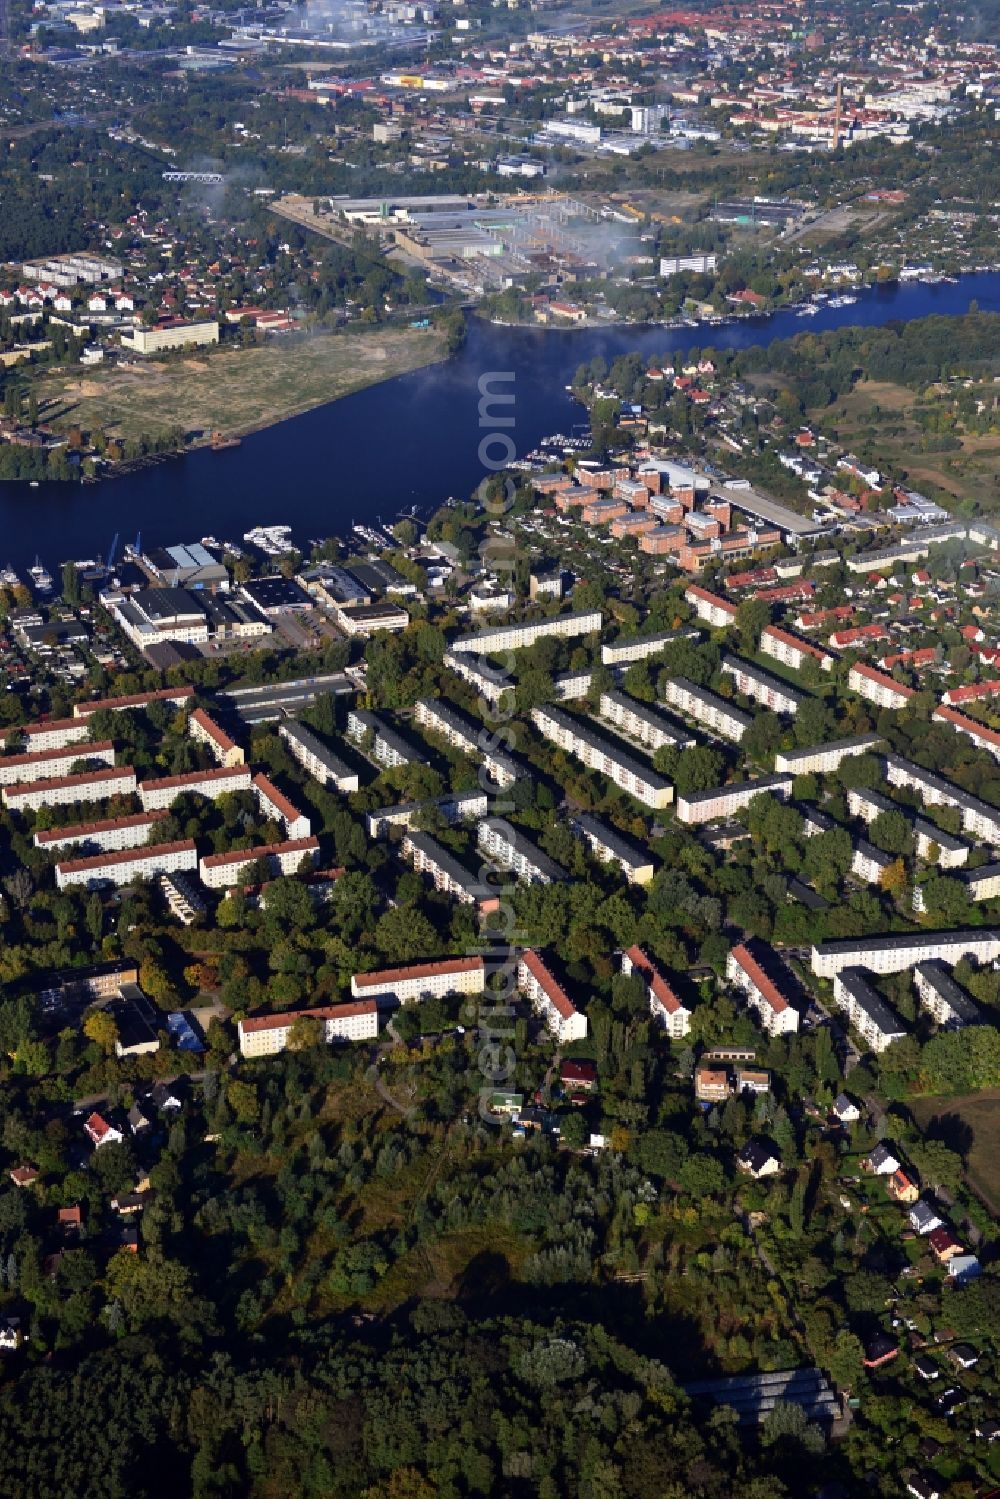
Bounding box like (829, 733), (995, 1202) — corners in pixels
(920, 874), (970, 924)
(828, 1331), (864, 1391)
(909, 1138), (964, 1192)
(673, 745), (725, 797)
(83, 1009), (118, 1054)
(870, 809), (913, 857)
(287, 1014), (324, 1051)
(373, 907), (440, 965)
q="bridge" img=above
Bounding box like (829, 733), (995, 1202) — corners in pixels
(162, 171), (224, 184)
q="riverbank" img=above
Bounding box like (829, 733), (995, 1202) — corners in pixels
(34, 325), (448, 451)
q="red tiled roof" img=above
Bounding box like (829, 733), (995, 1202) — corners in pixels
(35, 810), (168, 846)
(762, 624), (832, 662)
(933, 704), (1000, 748)
(201, 836), (318, 869)
(520, 949), (578, 1021)
(624, 944), (684, 1014)
(685, 583), (736, 615)
(74, 686), (194, 717)
(140, 765), (251, 794)
(240, 1000), (377, 1034)
(730, 942), (788, 1014)
(4, 765), (136, 798)
(252, 772), (305, 824)
(353, 955), (484, 989)
(0, 739), (113, 771)
(0, 716), (86, 742)
(849, 662), (916, 698)
(56, 839), (196, 875)
(190, 707), (238, 751)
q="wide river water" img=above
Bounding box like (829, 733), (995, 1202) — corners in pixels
(3, 270), (999, 576)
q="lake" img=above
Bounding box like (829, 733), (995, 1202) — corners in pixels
(3, 270), (999, 576)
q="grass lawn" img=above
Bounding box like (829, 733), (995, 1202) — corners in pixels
(910, 1087), (1000, 1214)
(35, 325), (446, 446)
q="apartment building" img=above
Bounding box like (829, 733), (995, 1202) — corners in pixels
(138, 765), (253, 811)
(598, 690), (694, 754)
(0, 716), (91, 753)
(516, 949), (588, 1042)
(572, 812), (655, 885)
(253, 773), (311, 840)
(760, 624), (835, 674)
(366, 790), (488, 839)
(553, 670), (592, 702)
(0, 739), (115, 788)
(832, 968), (907, 1053)
(721, 656), (805, 717)
(683, 584), (737, 628)
(775, 734), (884, 776)
(812, 929), (1000, 978)
(188, 708), (244, 767)
(278, 720), (359, 794)
(601, 627), (700, 667)
(621, 945), (691, 1038)
(414, 696), (521, 788)
(34, 809), (169, 855)
(478, 817), (565, 884)
(852, 837), (892, 886)
(848, 662), (917, 710)
(199, 836), (320, 889)
(448, 609), (602, 656)
(73, 687), (195, 719)
(121, 319), (220, 356)
(347, 709), (424, 770)
(350, 955), (485, 1005)
(3, 765), (138, 813)
(662, 677), (751, 743)
(884, 754), (1000, 846)
(846, 784), (969, 868)
(55, 838), (198, 891)
(675, 774), (794, 825)
(402, 830), (498, 912)
(238, 1000), (379, 1058)
(530, 704), (673, 810)
(727, 942), (799, 1036)
(442, 650), (508, 706)
(913, 961), (981, 1030)
(933, 705), (1000, 761)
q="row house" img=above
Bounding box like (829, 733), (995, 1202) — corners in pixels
(347, 709), (425, 770)
(600, 627), (700, 668)
(884, 753), (1000, 846)
(933, 704), (1000, 762)
(796, 606), (853, 631)
(683, 583), (736, 629)
(188, 708), (244, 768)
(675, 774), (794, 825)
(831, 625), (891, 650)
(517, 949), (588, 1042)
(598, 689), (694, 754)
(199, 836), (320, 889)
(478, 816), (565, 884)
(350, 955), (485, 1005)
(402, 830), (499, 913)
(727, 942), (799, 1036)
(0, 739), (115, 787)
(812, 928), (1000, 978)
(940, 679), (1000, 707)
(448, 609), (602, 656)
(239, 1000), (379, 1058)
(278, 720), (359, 793)
(34, 809), (169, 856)
(720, 656), (805, 716)
(760, 624), (835, 674)
(662, 677), (751, 743)
(366, 790), (488, 839)
(775, 733), (884, 776)
(55, 839), (198, 892)
(3, 765), (138, 813)
(848, 662), (917, 711)
(621, 945), (691, 1037)
(0, 716), (91, 754)
(572, 812), (654, 885)
(253, 773), (312, 840)
(913, 961), (981, 1030)
(73, 686), (195, 718)
(530, 704), (673, 810)
(139, 765), (252, 811)
(832, 968), (907, 1053)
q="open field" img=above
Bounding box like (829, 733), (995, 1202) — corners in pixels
(911, 1088), (1000, 1214)
(35, 325), (447, 446)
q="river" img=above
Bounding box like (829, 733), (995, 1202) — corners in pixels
(3, 270), (999, 577)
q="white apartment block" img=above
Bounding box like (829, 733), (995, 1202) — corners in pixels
(239, 1000), (379, 1058)
(832, 968), (907, 1053)
(852, 837), (892, 886)
(573, 813), (655, 885)
(727, 943), (799, 1036)
(517, 949), (588, 1042)
(139, 765), (252, 810)
(478, 816), (565, 883)
(675, 774), (794, 825)
(73, 687), (196, 719)
(775, 734), (884, 776)
(884, 754), (1000, 846)
(347, 709), (423, 770)
(0, 739), (115, 787)
(55, 838), (198, 891)
(812, 929), (1000, 979)
(530, 704), (673, 810)
(34, 809), (169, 855)
(760, 625), (835, 674)
(662, 677), (751, 743)
(350, 955), (485, 1004)
(914, 819), (969, 869)
(0, 716), (91, 753)
(598, 690), (692, 754)
(366, 791), (488, 838)
(199, 836), (319, 889)
(3, 765), (138, 812)
(253, 773), (312, 840)
(402, 830), (490, 908)
(933, 705), (1000, 762)
(602, 628), (700, 668)
(189, 708), (244, 767)
(913, 961), (981, 1030)
(278, 720), (359, 793)
(449, 609), (601, 656)
(621, 945), (691, 1038)
(121, 320), (219, 356)
(442, 651), (508, 706)
(848, 662), (916, 710)
(684, 584), (736, 629)
(414, 697), (520, 788)
(721, 657), (805, 717)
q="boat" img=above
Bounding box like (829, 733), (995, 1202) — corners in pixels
(0, 564), (20, 588)
(797, 305), (819, 317)
(29, 557), (53, 592)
